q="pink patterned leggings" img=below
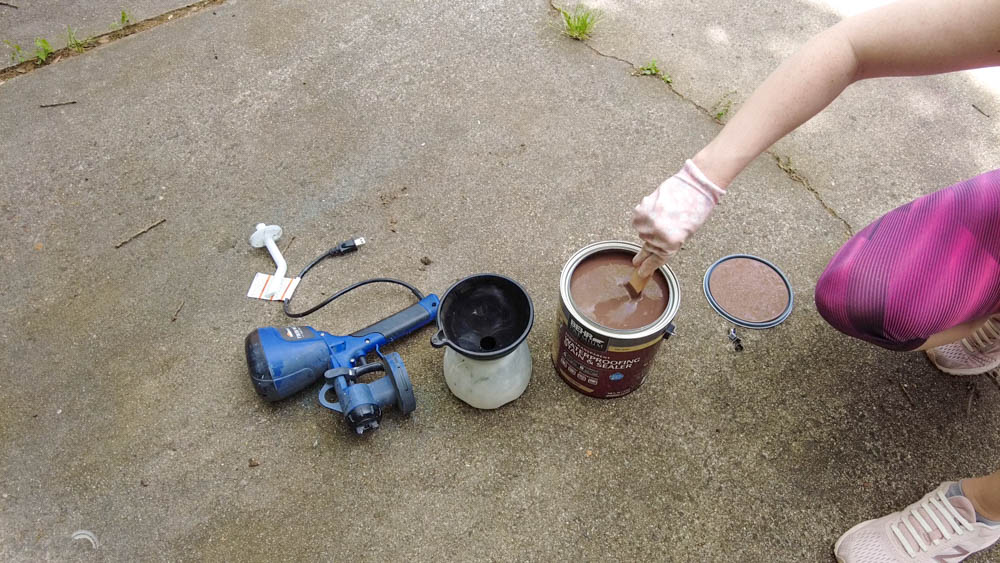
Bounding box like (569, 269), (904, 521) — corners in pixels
(815, 168), (1000, 351)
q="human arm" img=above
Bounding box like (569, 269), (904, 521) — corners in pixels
(694, 0), (1000, 188)
(633, 0), (1000, 274)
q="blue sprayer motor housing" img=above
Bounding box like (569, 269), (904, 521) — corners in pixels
(244, 294), (438, 434)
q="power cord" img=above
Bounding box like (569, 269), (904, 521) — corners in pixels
(282, 237), (426, 318)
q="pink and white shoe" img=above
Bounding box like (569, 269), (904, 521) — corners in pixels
(834, 482), (1000, 562)
(926, 318), (1000, 376)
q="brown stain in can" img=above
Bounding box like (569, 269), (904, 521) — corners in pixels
(569, 251), (669, 330)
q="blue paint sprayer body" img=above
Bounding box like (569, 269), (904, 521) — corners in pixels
(244, 295), (439, 434)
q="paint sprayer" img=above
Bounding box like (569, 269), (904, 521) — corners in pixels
(244, 237), (439, 435)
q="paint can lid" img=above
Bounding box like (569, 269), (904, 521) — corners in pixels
(703, 254), (793, 329)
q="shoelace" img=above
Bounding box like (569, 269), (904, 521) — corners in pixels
(890, 490), (975, 557)
(962, 318), (1000, 353)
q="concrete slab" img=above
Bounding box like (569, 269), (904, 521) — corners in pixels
(0, 0), (196, 58)
(582, 0), (1000, 231)
(1, 0), (997, 561)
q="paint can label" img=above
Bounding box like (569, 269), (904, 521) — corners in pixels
(552, 309), (663, 398)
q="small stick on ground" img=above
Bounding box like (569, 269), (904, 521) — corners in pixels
(115, 218), (166, 248)
(281, 235), (296, 254)
(898, 382), (916, 409)
(0, 2), (18, 8)
(965, 382), (977, 417)
(972, 104), (991, 118)
(39, 101), (77, 108)
(170, 301), (185, 322)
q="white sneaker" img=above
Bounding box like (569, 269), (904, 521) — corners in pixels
(926, 318), (1000, 376)
(834, 482), (1000, 562)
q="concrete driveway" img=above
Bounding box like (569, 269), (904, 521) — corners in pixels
(1, 0), (998, 560)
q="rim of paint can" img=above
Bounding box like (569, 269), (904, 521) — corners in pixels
(702, 254), (793, 329)
(560, 241), (680, 341)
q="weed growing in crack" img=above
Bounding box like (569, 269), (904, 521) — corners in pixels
(560, 4), (601, 40)
(33, 38), (53, 64)
(635, 59), (673, 84)
(638, 60), (660, 75)
(66, 26), (88, 53)
(3, 39), (25, 64)
(712, 91), (736, 121)
(111, 9), (133, 30)
(714, 100), (732, 120)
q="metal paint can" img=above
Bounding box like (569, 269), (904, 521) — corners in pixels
(552, 241), (680, 398)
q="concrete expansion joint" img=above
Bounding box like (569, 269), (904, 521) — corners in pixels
(0, 0), (226, 83)
(547, 0), (855, 240)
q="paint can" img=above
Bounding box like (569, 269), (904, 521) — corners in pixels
(552, 241), (680, 398)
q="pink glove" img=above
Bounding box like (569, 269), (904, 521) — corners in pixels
(631, 159), (726, 277)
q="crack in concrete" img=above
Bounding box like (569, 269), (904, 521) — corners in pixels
(548, 0), (855, 238)
(580, 41), (633, 68)
(0, 0), (225, 83)
(770, 153), (854, 237)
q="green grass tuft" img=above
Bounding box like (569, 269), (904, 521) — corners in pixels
(33, 37), (53, 64)
(66, 26), (87, 53)
(3, 39), (25, 64)
(111, 9), (133, 30)
(560, 4), (602, 40)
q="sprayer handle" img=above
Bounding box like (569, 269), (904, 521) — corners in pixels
(350, 294), (439, 343)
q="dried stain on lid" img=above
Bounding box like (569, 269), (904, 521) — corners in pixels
(703, 254), (793, 328)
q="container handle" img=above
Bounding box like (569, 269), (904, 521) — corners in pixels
(430, 330), (448, 349)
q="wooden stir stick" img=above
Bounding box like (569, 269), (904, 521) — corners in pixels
(625, 268), (650, 299)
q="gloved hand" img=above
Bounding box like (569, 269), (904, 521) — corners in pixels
(631, 159), (726, 277)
